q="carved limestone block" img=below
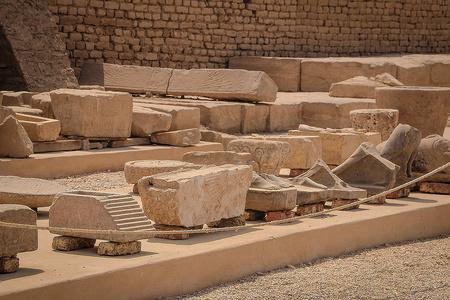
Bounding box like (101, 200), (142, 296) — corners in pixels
(124, 160), (200, 184)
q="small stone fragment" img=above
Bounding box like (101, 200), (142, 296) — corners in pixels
(419, 182), (450, 194)
(331, 199), (360, 210)
(97, 241), (141, 256)
(52, 236), (96, 251)
(0, 256), (19, 273)
(0, 115), (34, 158)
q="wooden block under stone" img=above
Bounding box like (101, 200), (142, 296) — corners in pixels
(0, 256), (19, 273)
(97, 241), (141, 256)
(296, 203), (324, 216)
(331, 199), (360, 210)
(52, 236), (96, 251)
(264, 210), (295, 222)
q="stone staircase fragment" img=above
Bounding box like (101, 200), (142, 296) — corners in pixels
(138, 164), (253, 227)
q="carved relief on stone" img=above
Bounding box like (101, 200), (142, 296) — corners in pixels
(412, 135), (450, 175)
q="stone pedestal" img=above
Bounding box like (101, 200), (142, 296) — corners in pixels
(52, 236), (96, 251)
(0, 256), (19, 273)
(350, 109), (399, 141)
(97, 241), (141, 256)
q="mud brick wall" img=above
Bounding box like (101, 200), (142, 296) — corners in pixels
(46, 0), (450, 75)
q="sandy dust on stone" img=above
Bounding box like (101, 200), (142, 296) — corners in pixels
(49, 170), (132, 191)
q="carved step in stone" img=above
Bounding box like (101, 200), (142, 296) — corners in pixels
(350, 109), (399, 141)
(150, 128), (201, 147)
(131, 107), (172, 137)
(296, 203), (324, 216)
(227, 139), (291, 175)
(0, 115), (34, 158)
(124, 160), (199, 185)
(332, 142), (399, 197)
(49, 191), (154, 243)
(265, 210), (295, 222)
(153, 224), (203, 240)
(52, 236), (96, 251)
(182, 151), (254, 167)
(16, 113), (60, 142)
(0, 176), (68, 208)
(138, 165), (252, 228)
(51, 89), (133, 138)
(419, 182), (450, 194)
(167, 69), (278, 103)
(207, 215), (246, 228)
(0, 256), (19, 273)
(246, 173), (297, 212)
(97, 241), (141, 256)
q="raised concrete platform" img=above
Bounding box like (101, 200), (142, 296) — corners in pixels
(0, 142), (223, 179)
(0, 190), (448, 299)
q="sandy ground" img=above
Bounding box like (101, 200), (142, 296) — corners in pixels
(168, 235), (450, 300)
(48, 172), (450, 300)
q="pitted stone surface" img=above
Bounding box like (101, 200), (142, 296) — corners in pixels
(50, 89), (133, 138)
(138, 164), (253, 227)
(350, 109), (399, 141)
(49, 191), (154, 242)
(0, 204), (38, 257)
(124, 160), (200, 184)
(0, 176), (68, 208)
(227, 139), (291, 175)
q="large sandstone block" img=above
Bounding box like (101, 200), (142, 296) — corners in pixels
(329, 76), (390, 99)
(395, 54), (450, 87)
(350, 109), (399, 141)
(49, 191), (154, 242)
(289, 125), (381, 165)
(150, 128), (201, 147)
(182, 151), (254, 167)
(227, 139), (291, 175)
(9, 106), (43, 117)
(79, 62), (173, 94)
(245, 135), (322, 169)
(266, 102), (302, 132)
(240, 103), (269, 134)
(0, 176), (69, 208)
(134, 102), (200, 131)
(1, 92), (25, 106)
(124, 160), (199, 184)
(31, 92), (54, 119)
(16, 113), (60, 142)
(167, 69), (278, 103)
(131, 107), (172, 137)
(0, 115), (33, 158)
(0, 204), (38, 257)
(375, 86), (450, 137)
(50, 89), (133, 138)
(138, 165), (253, 227)
(229, 56), (303, 92)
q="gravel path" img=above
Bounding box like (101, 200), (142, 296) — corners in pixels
(167, 234), (450, 300)
(49, 170), (131, 191)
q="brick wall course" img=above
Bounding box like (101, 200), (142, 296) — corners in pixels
(46, 0), (449, 76)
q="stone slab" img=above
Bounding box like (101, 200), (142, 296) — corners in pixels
(0, 204), (38, 257)
(182, 151), (254, 167)
(139, 164), (253, 227)
(16, 113), (61, 142)
(329, 76), (389, 99)
(108, 138), (150, 148)
(124, 160), (199, 184)
(8, 106), (43, 117)
(246, 187), (297, 212)
(79, 62), (173, 94)
(0, 176), (68, 208)
(32, 139), (83, 153)
(0, 116), (34, 158)
(419, 182), (450, 194)
(229, 56), (303, 92)
(150, 128), (201, 147)
(0, 192), (448, 299)
(132, 107), (172, 137)
(167, 69), (278, 103)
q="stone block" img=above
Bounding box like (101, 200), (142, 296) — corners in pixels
(150, 128), (201, 147)
(79, 85), (105, 91)
(264, 210), (295, 222)
(132, 107), (172, 137)
(0, 256), (19, 273)
(124, 160), (199, 184)
(0, 115), (33, 158)
(31, 92), (54, 119)
(0, 176), (68, 208)
(289, 125), (382, 165)
(79, 62), (173, 94)
(413, 135), (450, 175)
(227, 139), (291, 175)
(241, 103), (270, 134)
(50, 89), (133, 138)
(9, 106), (43, 117)
(245, 135), (322, 169)
(375, 86), (450, 137)
(329, 76), (389, 99)
(2, 92), (24, 106)
(331, 199), (360, 210)
(0, 204), (38, 257)
(333, 142), (399, 195)
(108, 138), (150, 148)
(134, 102), (200, 131)
(296, 203), (324, 216)
(246, 173), (297, 211)
(49, 191), (154, 242)
(419, 182), (450, 194)
(52, 236), (96, 251)
(167, 69), (278, 103)
(229, 56), (303, 92)
(266, 102), (302, 132)
(350, 109), (399, 141)
(97, 241), (141, 256)
(16, 113), (61, 142)
(33, 138), (81, 153)
(0, 106), (16, 123)
(395, 55), (450, 87)
(207, 215), (246, 228)
(292, 178), (331, 205)
(138, 164), (253, 227)
(182, 151), (254, 167)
